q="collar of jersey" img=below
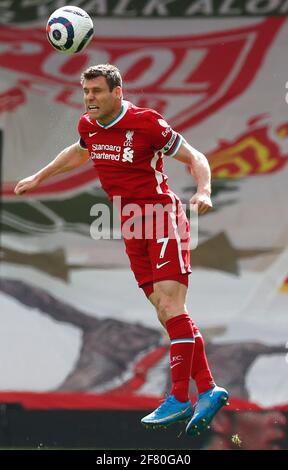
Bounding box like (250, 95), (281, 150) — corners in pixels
(96, 100), (128, 129)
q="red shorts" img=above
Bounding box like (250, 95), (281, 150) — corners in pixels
(121, 197), (191, 293)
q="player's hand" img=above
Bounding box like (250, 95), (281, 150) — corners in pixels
(14, 175), (39, 195)
(189, 191), (212, 215)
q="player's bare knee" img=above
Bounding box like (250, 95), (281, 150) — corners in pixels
(156, 310), (166, 328)
(148, 291), (159, 308)
(156, 293), (184, 323)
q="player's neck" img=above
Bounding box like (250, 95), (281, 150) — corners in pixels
(97, 101), (123, 126)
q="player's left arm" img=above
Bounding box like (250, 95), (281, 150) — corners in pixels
(173, 137), (212, 215)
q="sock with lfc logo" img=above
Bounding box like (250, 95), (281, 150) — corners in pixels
(166, 313), (195, 402)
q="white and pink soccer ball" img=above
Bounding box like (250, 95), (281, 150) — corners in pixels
(46, 5), (94, 54)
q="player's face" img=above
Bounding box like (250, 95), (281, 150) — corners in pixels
(82, 77), (122, 124)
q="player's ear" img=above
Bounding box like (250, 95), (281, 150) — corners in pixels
(211, 411), (232, 434)
(114, 86), (122, 99)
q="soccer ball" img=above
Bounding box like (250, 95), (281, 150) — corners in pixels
(46, 5), (94, 54)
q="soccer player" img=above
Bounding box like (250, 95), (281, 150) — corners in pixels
(14, 64), (228, 435)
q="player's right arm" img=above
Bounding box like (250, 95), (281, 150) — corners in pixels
(14, 142), (89, 195)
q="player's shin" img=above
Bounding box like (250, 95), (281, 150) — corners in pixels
(190, 326), (215, 394)
(166, 313), (195, 402)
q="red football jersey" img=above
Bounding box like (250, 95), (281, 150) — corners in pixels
(78, 100), (182, 203)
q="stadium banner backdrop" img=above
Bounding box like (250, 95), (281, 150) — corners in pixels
(0, 0), (288, 21)
(0, 7), (287, 449)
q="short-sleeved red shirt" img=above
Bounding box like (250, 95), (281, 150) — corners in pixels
(78, 100), (182, 203)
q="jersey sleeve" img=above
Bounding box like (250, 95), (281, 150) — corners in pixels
(78, 116), (88, 150)
(147, 110), (182, 157)
(78, 137), (87, 149)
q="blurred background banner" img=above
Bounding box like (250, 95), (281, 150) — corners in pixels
(1, 0), (287, 21)
(0, 0), (287, 450)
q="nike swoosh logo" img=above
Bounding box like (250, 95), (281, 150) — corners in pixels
(156, 260), (171, 269)
(171, 362), (182, 369)
(89, 132), (98, 137)
(150, 407), (191, 423)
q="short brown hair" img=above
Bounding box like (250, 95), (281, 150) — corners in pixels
(80, 64), (122, 91)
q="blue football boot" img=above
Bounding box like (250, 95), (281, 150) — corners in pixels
(186, 385), (229, 436)
(141, 395), (193, 428)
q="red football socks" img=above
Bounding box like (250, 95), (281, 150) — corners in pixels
(190, 323), (215, 394)
(166, 313), (195, 402)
